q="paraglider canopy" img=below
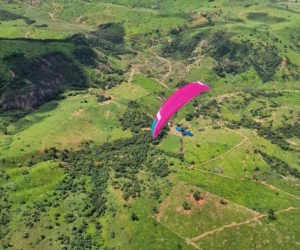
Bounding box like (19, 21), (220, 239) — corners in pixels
(151, 81), (211, 138)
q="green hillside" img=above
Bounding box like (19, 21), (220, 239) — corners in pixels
(0, 0), (300, 249)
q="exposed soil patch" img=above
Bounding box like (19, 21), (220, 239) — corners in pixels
(72, 109), (85, 117)
(75, 15), (83, 24)
(49, 12), (55, 19)
(176, 206), (193, 214)
(287, 140), (298, 145)
(169, 126), (183, 137)
(131, 85), (140, 92)
(254, 118), (265, 124)
(105, 110), (110, 119)
(281, 57), (286, 69)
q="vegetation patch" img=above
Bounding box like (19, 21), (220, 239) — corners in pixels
(0, 9), (35, 24)
(158, 135), (181, 153)
(255, 149), (300, 178)
(247, 12), (287, 23)
(1, 52), (86, 111)
(119, 101), (152, 133)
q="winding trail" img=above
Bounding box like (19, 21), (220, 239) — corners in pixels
(128, 64), (145, 83)
(178, 116), (300, 248)
(193, 168), (234, 179)
(49, 0), (58, 19)
(186, 54), (206, 72)
(106, 5), (116, 17)
(188, 207), (299, 243)
(190, 119), (300, 201)
(75, 15), (83, 24)
(156, 185), (300, 249)
(120, 37), (172, 90)
(149, 45), (172, 89)
(259, 182), (300, 201)
(49, 12), (56, 20)
(197, 124), (248, 167)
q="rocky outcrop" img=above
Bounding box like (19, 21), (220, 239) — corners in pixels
(27, 0), (41, 7)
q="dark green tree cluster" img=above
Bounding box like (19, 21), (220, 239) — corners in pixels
(162, 29), (283, 82)
(161, 33), (204, 59)
(250, 46), (282, 83)
(92, 71), (124, 90)
(225, 115), (291, 151)
(119, 101), (152, 133)
(0, 187), (11, 240)
(185, 99), (220, 121)
(234, 115), (262, 129)
(257, 126), (290, 151)
(69, 31), (135, 56)
(247, 90), (283, 98)
(176, 80), (187, 88)
(44, 127), (170, 207)
(4, 52), (86, 89)
(169, 25), (188, 35)
(92, 22), (125, 44)
(255, 149), (300, 178)
(146, 156), (170, 178)
(72, 46), (99, 67)
(97, 94), (111, 103)
(0, 9), (35, 24)
(2, 52), (87, 111)
(21, 204), (46, 229)
(214, 59), (250, 77)
(268, 209), (276, 220)
(182, 201), (191, 210)
(278, 122), (300, 139)
(209, 32), (252, 77)
(250, 103), (268, 118)
(193, 190), (201, 201)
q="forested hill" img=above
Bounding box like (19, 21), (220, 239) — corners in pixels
(0, 23), (133, 111)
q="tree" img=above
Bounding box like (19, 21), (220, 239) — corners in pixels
(268, 209), (276, 220)
(193, 190), (201, 201)
(182, 201), (190, 210)
(153, 206), (159, 214)
(131, 212), (139, 221)
(110, 232), (115, 238)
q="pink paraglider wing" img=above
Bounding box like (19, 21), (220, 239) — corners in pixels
(151, 82), (211, 138)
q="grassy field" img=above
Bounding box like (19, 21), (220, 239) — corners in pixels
(155, 182), (258, 239)
(4, 161), (65, 203)
(158, 135), (181, 153)
(182, 126), (243, 165)
(176, 170), (300, 214)
(193, 208), (300, 250)
(0, 93), (132, 160)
